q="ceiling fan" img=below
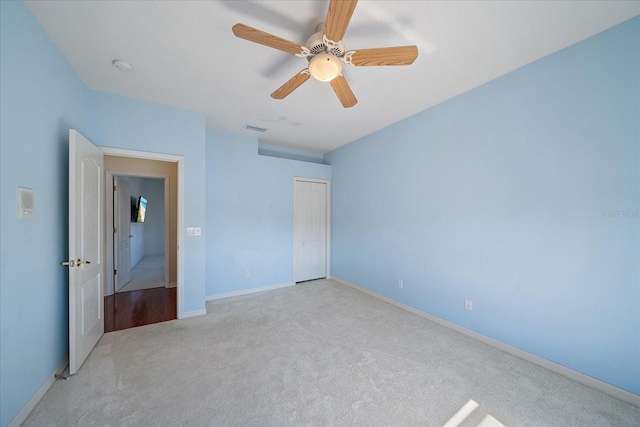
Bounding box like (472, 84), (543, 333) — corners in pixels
(232, 0), (418, 108)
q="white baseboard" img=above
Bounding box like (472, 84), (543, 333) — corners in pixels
(167, 281), (177, 288)
(206, 282), (295, 301)
(332, 277), (640, 408)
(9, 356), (69, 427)
(182, 308), (207, 319)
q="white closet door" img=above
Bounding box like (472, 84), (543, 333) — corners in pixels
(294, 180), (327, 282)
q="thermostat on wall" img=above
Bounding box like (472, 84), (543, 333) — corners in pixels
(17, 187), (34, 219)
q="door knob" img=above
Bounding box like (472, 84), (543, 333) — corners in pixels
(60, 260), (76, 267)
(76, 259), (91, 265)
(129, 234), (133, 238)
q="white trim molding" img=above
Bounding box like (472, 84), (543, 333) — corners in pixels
(206, 282), (295, 301)
(182, 308), (207, 319)
(99, 146), (185, 319)
(332, 277), (640, 408)
(9, 357), (68, 427)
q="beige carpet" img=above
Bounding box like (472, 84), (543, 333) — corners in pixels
(24, 279), (640, 426)
(118, 254), (166, 293)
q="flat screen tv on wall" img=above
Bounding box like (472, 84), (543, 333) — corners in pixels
(135, 196), (147, 223)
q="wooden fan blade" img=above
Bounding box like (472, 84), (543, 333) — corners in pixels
(271, 70), (311, 99)
(347, 46), (418, 66)
(232, 23), (306, 56)
(324, 0), (358, 43)
(330, 75), (357, 108)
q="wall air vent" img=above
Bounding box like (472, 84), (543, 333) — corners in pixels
(17, 187), (34, 219)
(245, 124), (267, 133)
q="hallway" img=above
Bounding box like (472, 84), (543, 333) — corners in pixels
(118, 254), (165, 293)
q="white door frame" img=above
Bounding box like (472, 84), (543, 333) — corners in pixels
(100, 147), (185, 319)
(293, 177), (331, 282)
(105, 171), (171, 295)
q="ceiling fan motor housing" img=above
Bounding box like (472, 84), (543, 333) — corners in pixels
(307, 25), (344, 56)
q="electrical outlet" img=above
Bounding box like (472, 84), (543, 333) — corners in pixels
(245, 270), (250, 278)
(397, 280), (403, 289)
(464, 299), (473, 311)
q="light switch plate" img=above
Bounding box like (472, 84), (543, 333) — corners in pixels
(187, 227), (201, 236)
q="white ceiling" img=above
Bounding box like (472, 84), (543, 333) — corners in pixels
(25, 1), (640, 153)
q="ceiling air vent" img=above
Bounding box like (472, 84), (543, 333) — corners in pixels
(245, 124), (267, 133)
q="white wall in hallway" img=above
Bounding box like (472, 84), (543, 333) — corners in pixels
(128, 177), (165, 267)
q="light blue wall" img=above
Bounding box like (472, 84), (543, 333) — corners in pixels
(86, 91), (207, 313)
(325, 17), (640, 394)
(141, 178), (166, 256)
(0, 1), (87, 425)
(206, 130), (331, 296)
(127, 177), (165, 266)
(258, 142), (327, 164)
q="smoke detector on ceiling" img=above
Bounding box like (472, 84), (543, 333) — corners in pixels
(112, 59), (132, 71)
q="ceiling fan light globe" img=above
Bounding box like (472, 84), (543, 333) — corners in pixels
(309, 53), (342, 82)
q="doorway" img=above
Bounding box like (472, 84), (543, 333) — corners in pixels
(112, 175), (167, 293)
(103, 154), (180, 331)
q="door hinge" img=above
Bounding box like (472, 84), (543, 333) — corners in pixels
(114, 269), (117, 275)
(113, 185), (116, 192)
(113, 227), (116, 234)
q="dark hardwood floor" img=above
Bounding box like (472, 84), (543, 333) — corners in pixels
(104, 287), (177, 333)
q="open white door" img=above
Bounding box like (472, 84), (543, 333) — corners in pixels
(67, 129), (104, 375)
(114, 176), (132, 291)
